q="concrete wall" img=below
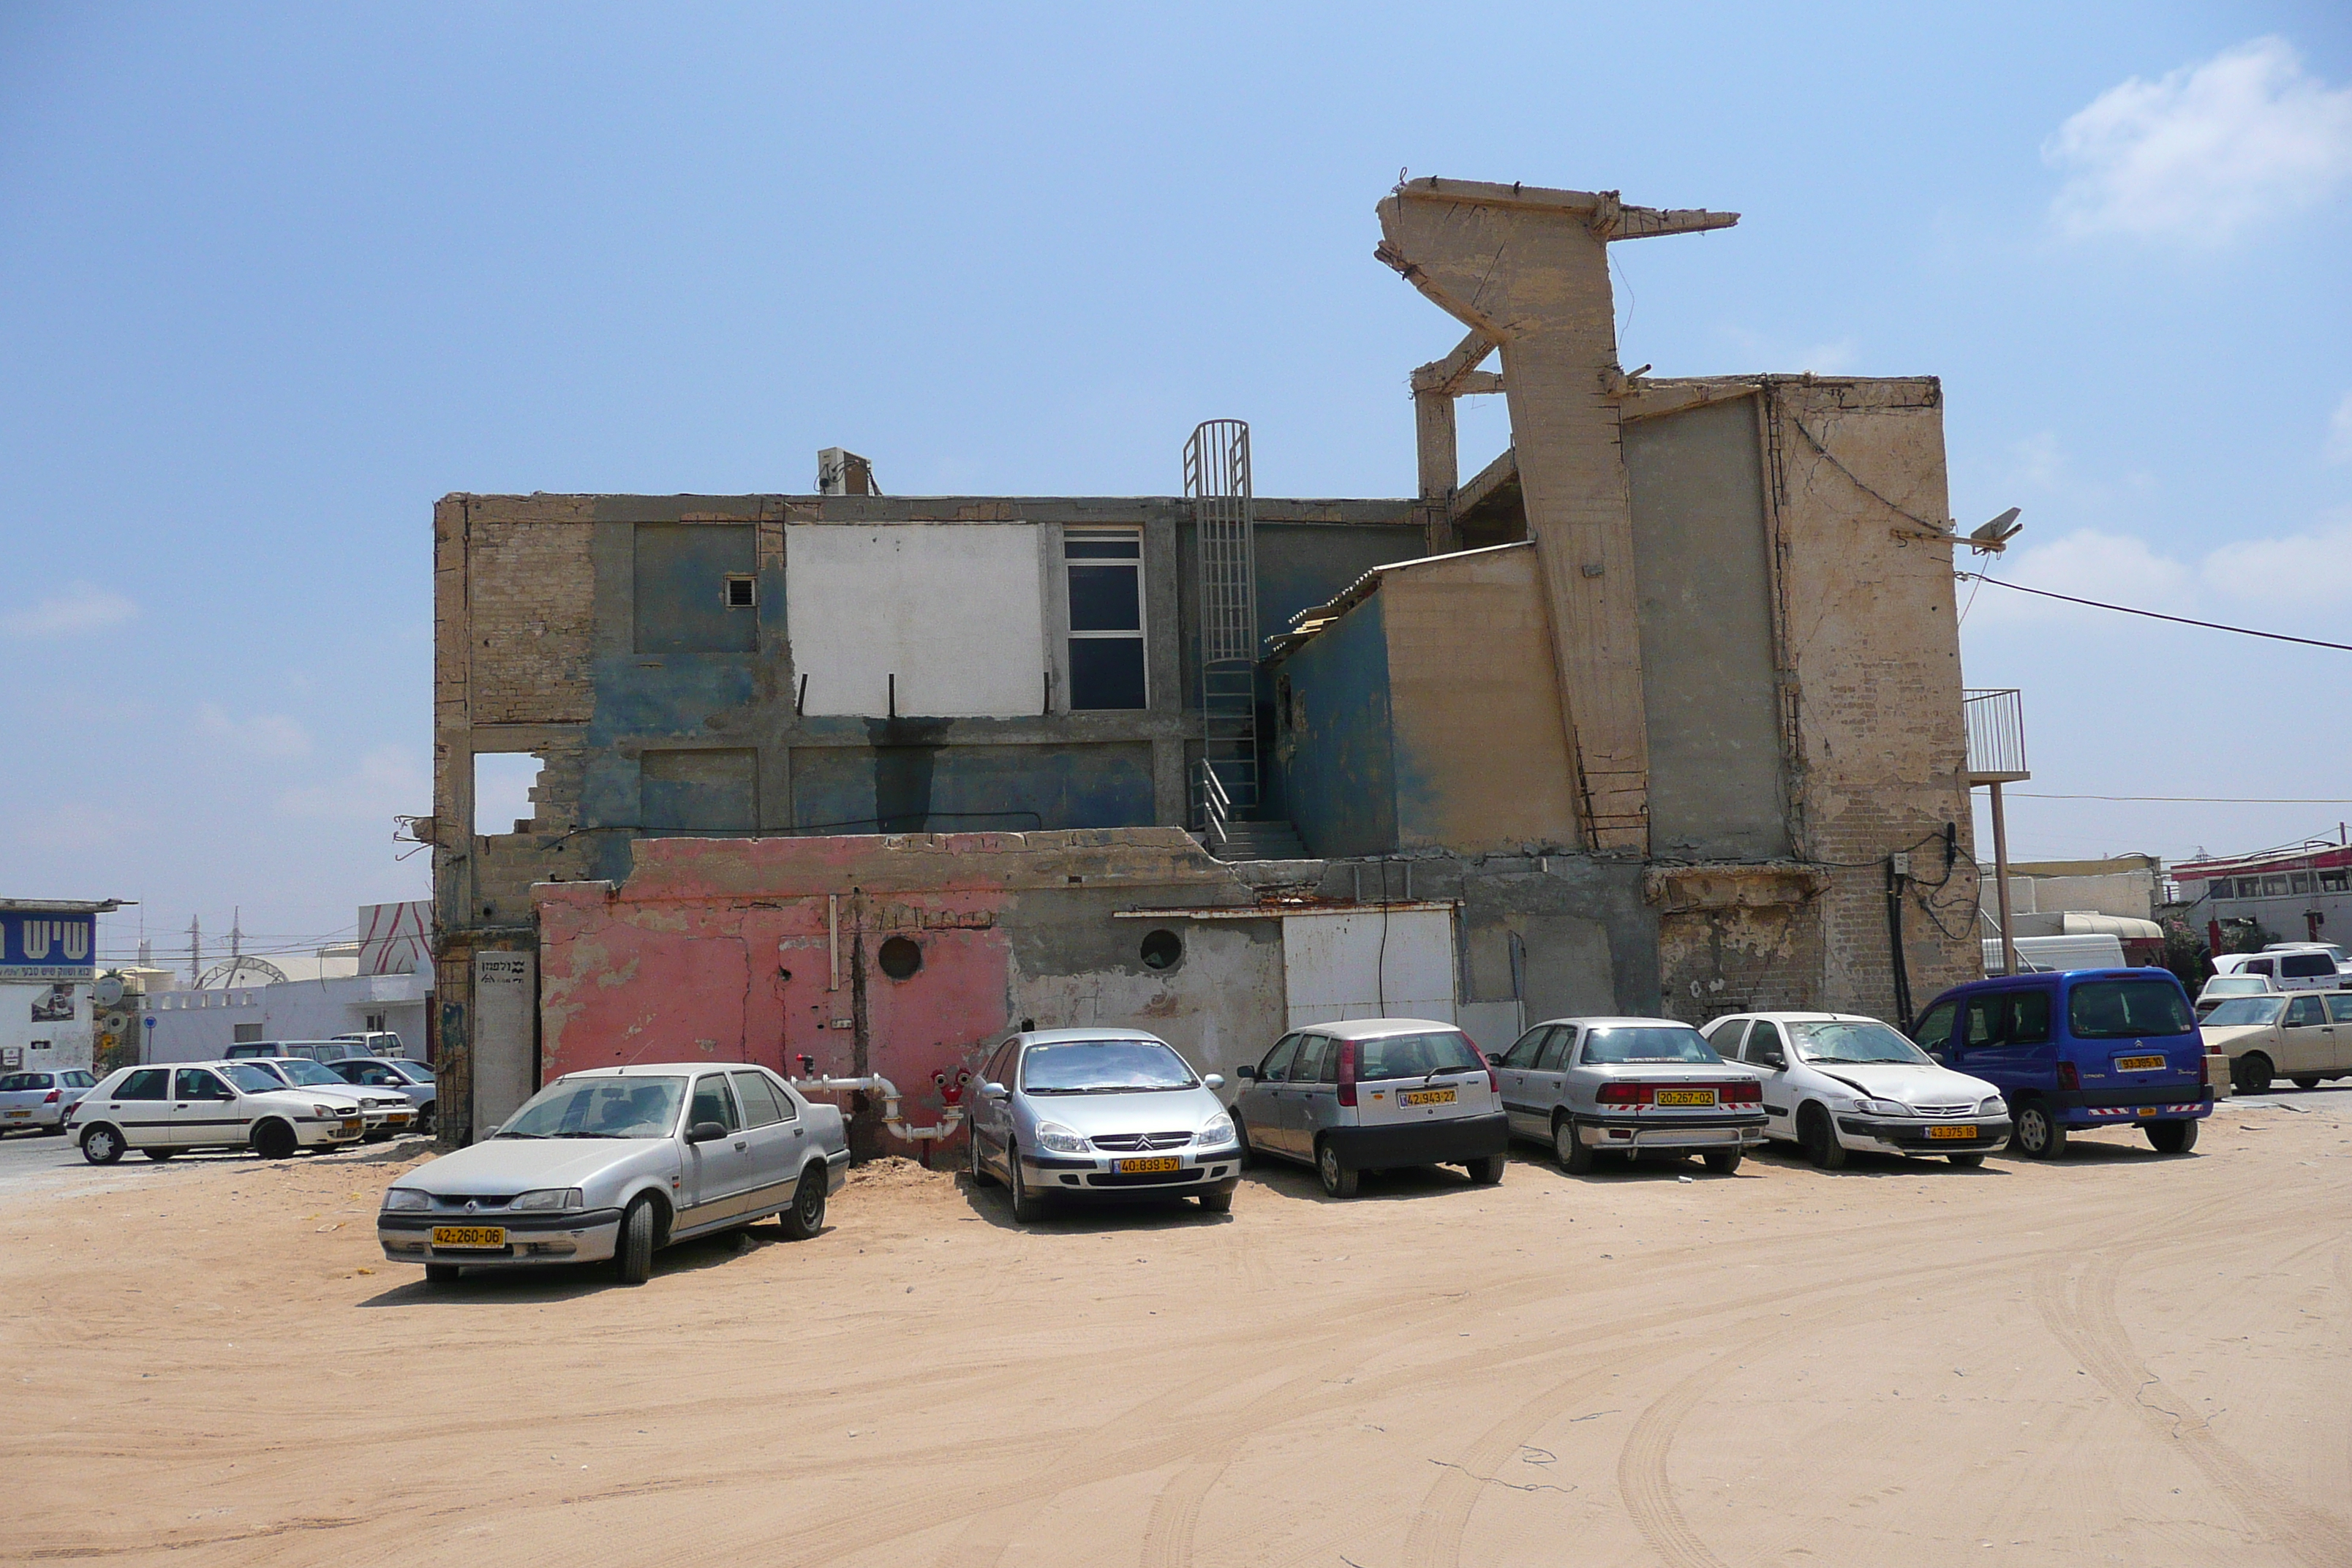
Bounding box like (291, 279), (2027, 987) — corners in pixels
(1270, 592), (1395, 859)
(139, 973), (431, 1063)
(1624, 396), (1790, 861)
(1380, 546), (1582, 853)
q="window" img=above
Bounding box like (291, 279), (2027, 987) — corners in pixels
(174, 1068), (227, 1100)
(2261, 876), (2289, 897)
(2290, 872), (2313, 894)
(1534, 1027), (1574, 1071)
(724, 573), (758, 609)
(1256, 1034), (1302, 1082)
(1702, 1018), (1749, 1055)
(2320, 870), (2348, 892)
(1355, 1032), (1482, 1080)
(1497, 1028), (1549, 1068)
(233, 1023), (263, 1044)
(2007, 991), (2052, 1045)
(116, 1068), (168, 1100)
(1064, 529), (1145, 709)
(1964, 998), (2006, 1048)
(1293, 1036), (1335, 1085)
(2280, 953), (2336, 979)
(2237, 878), (2261, 898)
(2068, 979), (2193, 1039)
(2245, 957), (2276, 976)
(1911, 1001), (1958, 1052)
(688, 1075), (741, 1133)
(731, 1071), (788, 1127)
(2327, 995), (2352, 1025)
(2284, 996), (2325, 1028)
(1744, 1021), (1787, 1068)
(1580, 1026), (1717, 1065)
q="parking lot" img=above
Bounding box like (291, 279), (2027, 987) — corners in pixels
(3, 1097), (2349, 1568)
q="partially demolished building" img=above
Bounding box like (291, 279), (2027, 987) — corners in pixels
(430, 178), (1983, 1145)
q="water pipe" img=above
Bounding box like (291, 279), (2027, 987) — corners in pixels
(790, 1071), (966, 1144)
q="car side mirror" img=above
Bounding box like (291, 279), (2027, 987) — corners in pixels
(1202, 1073), (1226, 1090)
(1927, 1052), (1946, 1065)
(980, 1082), (1009, 1100)
(687, 1120), (729, 1144)
(1235, 1064), (1258, 1081)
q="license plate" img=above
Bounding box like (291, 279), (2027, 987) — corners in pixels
(1400, 1088), (1458, 1107)
(431, 1226), (506, 1249)
(4, 1109), (28, 1118)
(339, 1118), (363, 1135)
(1655, 1089), (1717, 1107)
(2115, 1055), (2166, 1072)
(1926, 1124), (1977, 1140)
(1117, 1156), (1180, 1174)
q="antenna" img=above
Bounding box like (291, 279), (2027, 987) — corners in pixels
(186, 915), (202, 986)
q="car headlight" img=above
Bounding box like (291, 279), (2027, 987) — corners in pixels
(1033, 1122), (1090, 1155)
(314, 1104), (342, 1117)
(1978, 1096), (2006, 1115)
(1855, 1097), (1909, 1117)
(1195, 1111), (1235, 1146)
(382, 1188), (431, 1212)
(510, 1188), (585, 1212)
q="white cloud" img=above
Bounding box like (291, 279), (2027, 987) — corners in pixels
(2326, 392), (2352, 464)
(2203, 512), (2352, 601)
(1, 582), (138, 638)
(1969, 509), (2352, 626)
(2046, 37), (2352, 244)
(278, 746), (431, 822)
(196, 703), (312, 759)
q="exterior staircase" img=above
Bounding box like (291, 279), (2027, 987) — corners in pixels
(1205, 818), (1308, 863)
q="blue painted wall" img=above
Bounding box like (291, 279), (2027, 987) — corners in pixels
(1273, 593), (1396, 859)
(790, 741), (1156, 834)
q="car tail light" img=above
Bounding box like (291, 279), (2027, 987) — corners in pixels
(43, 1090), (60, 1104)
(1474, 1047), (1499, 1096)
(2198, 1052), (2210, 1088)
(1597, 1082), (1647, 1105)
(2057, 1061), (2080, 1090)
(1337, 1039), (1357, 1108)
(1719, 1079), (1762, 1104)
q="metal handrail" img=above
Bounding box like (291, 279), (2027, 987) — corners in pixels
(1199, 759), (1233, 853)
(1962, 687), (2028, 781)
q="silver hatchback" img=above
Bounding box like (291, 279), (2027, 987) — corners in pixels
(1496, 1016), (1765, 1174)
(1231, 1019), (1508, 1197)
(966, 1029), (1240, 1222)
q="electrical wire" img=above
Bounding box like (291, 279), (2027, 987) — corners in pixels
(2010, 793), (2352, 805)
(1953, 573), (2352, 652)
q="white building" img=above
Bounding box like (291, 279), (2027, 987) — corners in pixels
(1, 899), (127, 1074)
(138, 902), (434, 1063)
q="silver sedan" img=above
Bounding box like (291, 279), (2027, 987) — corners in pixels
(1495, 1016), (1766, 1174)
(380, 1063), (848, 1285)
(965, 1029), (1240, 1222)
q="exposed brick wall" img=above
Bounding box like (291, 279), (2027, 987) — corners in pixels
(465, 518), (595, 725)
(1656, 905), (1824, 1023)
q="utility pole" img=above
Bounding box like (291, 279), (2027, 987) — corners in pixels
(186, 915), (202, 987)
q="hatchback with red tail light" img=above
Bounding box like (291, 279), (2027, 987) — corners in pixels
(1232, 1019), (1508, 1198)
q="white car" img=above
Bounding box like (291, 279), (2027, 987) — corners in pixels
(1700, 1012), (2012, 1168)
(2201, 992), (2352, 1093)
(2212, 949), (2345, 992)
(67, 1061), (369, 1164)
(243, 1057), (416, 1140)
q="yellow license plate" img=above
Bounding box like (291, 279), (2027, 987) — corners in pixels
(1117, 1156), (1180, 1174)
(1926, 1124), (1977, 1140)
(431, 1226), (506, 1249)
(2115, 1055), (2166, 1072)
(339, 1118), (363, 1135)
(1655, 1089), (1717, 1107)
(4, 1109), (29, 1117)
(1400, 1088), (1458, 1107)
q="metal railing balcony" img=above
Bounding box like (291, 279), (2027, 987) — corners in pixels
(1963, 688), (2029, 783)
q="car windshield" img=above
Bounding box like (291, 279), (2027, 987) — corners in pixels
(222, 1063), (285, 1095)
(2068, 979), (2195, 1039)
(391, 1062), (433, 1082)
(1581, 1026), (1719, 1065)
(1021, 1039), (1197, 1094)
(274, 1060), (346, 1087)
(2201, 996), (2288, 1027)
(497, 1076), (687, 1139)
(1355, 1030), (1483, 1080)
(2203, 977), (2269, 996)
(1786, 1021), (1933, 1066)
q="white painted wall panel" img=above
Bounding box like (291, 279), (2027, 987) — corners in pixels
(786, 524), (1047, 718)
(1281, 908), (1458, 1030)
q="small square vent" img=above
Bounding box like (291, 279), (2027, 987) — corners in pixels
(724, 574), (758, 609)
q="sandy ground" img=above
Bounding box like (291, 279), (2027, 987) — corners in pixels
(4, 1099), (2350, 1568)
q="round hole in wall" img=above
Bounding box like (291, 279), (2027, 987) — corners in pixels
(1139, 929), (1183, 971)
(877, 936), (923, 981)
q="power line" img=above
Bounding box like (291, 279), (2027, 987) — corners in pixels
(2010, 793), (2352, 805)
(1955, 573), (2352, 652)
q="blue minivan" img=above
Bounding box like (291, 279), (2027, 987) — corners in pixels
(1909, 968), (2212, 1159)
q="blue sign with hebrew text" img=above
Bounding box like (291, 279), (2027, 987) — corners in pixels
(1, 911), (97, 980)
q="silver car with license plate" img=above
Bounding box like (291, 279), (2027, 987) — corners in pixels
(1231, 1018), (1508, 1198)
(967, 1030), (1240, 1222)
(380, 1063), (848, 1285)
(0, 1068), (98, 1134)
(1496, 1017), (1765, 1174)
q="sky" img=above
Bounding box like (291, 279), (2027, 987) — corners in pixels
(2, 1), (2348, 964)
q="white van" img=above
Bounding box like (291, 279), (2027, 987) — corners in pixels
(1980, 934), (2128, 974)
(2213, 949), (2346, 992)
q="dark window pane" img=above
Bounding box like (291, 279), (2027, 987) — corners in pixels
(1068, 638), (1145, 709)
(1065, 540), (1140, 559)
(117, 1068), (169, 1101)
(1067, 565), (1140, 631)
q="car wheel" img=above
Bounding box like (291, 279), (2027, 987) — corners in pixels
(1948, 1152), (1986, 1168)
(80, 1124), (125, 1165)
(1703, 1147), (1741, 1175)
(424, 1263), (461, 1284)
(1553, 1114), (1595, 1175)
(2144, 1119), (2198, 1155)
(614, 1197), (657, 1285)
(143, 1150), (178, 1161)
(2291, 1077), (2320, 1090)
(1797, 1104), (1847, 1169)
(1315, 1139), (1359, 1199)
(2011, 1100), (2068, 1160)
(1197, 1187), (1234, 1213)
(417, 1104), (436, 1136)
(1008, 1147), (1045, 1224)
(1468, 1153), (1506, 1186)
(779, 1166), (828, 1240)
(2233, 1052), (2273, 1095)
(251, 1120), (298, 1161)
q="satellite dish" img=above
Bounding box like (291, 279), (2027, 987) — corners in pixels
(94, 975), (126, 1007)
(1967, 507), (2024, 554)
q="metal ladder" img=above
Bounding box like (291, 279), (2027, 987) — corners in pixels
(1186, 420), (1259, 826)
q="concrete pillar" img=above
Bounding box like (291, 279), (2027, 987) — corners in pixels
(1375, 179), (1737, 853)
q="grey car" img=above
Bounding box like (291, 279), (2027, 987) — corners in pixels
(244, 1058), (415, 1140)
(0, 1068), (98, 1134)
(966, 1029), (1240, 1222)
(326, 1056), (437, 1133)
(380, 1063), (848, 1285)
(1231, 1018), (1508, 1197)
(1496, 1016), (1766, 1174)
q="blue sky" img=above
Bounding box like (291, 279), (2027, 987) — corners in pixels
(3, 2), (2348, 960)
